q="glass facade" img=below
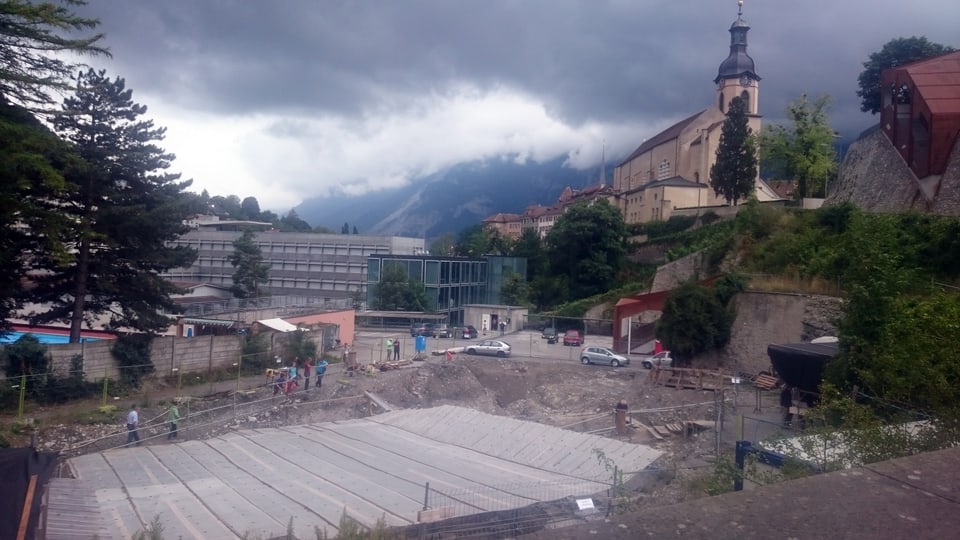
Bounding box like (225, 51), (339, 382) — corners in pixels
(367, 255), (525, 325)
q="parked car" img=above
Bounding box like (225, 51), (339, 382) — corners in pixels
(410, 323), (436, 337)
(562, 330), (583, 346)
(580, 346), (630, 367)
(466, 339), (511, 357)
(641, 351), (674, 369)
(457, 325), (478, 340)
(432, 324), (453, 338)
(541, 327), (557, 340)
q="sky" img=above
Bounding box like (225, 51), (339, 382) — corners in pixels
(71, 0), (959, 212)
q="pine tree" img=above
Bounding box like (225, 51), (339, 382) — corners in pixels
(229, 230), (270, 299)
(710, 96), (757, 205)
(0, 101), (79, 333)
(31, 69), (197, 342)
(0, 0), (108, 108)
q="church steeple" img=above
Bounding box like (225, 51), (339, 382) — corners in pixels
(715, 1), (760, 114)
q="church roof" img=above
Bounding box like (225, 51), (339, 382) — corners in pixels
(618, 110), (706, 167)
(644, 176), (706, 190)
(621, 176), (706, 195)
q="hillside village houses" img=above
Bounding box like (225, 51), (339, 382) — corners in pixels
(483, 3), (779, 238)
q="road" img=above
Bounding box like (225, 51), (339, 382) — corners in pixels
(351, 328), (651, 367)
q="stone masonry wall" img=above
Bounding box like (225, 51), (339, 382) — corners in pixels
(698, 292), (843, 375)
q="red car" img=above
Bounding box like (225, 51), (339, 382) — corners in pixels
(562, 330), (583, 346)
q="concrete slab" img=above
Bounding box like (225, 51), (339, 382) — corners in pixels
(66, 405), (661, 537)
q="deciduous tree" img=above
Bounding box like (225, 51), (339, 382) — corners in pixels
(655, 281), (734, 364)
(545, 200), (627, 299)
(511, 228), (547, 280)
(857, 36), (955, 115)
(759, 94), (838, 198)
(31, 69), (196, 341)
(710, 96), (757, 205)
(429, 233), (455, 256)
(372, 264), (427, 311)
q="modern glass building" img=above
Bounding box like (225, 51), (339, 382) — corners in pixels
(367, 255), (526, 325)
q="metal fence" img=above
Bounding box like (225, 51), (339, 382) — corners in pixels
(398, 473), (619, 539)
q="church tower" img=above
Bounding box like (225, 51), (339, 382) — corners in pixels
(715, 1), (760, 116)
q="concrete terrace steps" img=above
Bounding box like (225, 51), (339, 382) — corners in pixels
(367, 404), (660, 476)
(43, 477), (111, 540)
(66, 405), (662, 538)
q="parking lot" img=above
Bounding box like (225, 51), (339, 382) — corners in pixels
(350, 328), (651, 366)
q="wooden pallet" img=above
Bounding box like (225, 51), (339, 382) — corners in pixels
(649, 367), (730, 390)
(754, 373), (780, 390)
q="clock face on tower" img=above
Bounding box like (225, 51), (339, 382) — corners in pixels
(740, 75), (751, 87)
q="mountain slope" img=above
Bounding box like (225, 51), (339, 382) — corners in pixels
(295, 156), (599, 239)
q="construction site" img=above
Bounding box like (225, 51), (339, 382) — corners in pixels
(3, 315), (812, 540)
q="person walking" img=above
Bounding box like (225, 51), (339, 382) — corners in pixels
(287, 360), (298, 394)
(393, 338), (400, 361)
(316, 358), (329, 390)
(167, 402), (181, 441)
(780, 385), (794, 427)
(126, 404), (140, 447)
(303, 358), (313, 391)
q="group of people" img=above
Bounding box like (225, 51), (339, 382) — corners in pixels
(273, 356), (329, 395)
(384, 338), (401, 361)
(125, 401), (182, 447)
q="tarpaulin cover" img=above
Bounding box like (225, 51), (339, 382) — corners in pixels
(0, 448), (59, 540)
(767, 341), (839, 398)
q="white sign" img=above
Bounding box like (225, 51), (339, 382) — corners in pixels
(575, 498), (595, 511)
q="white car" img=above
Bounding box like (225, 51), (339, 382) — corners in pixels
(466, 340), (511, 357)
(580, 346), (629, 367)
(641, 351), (674, 369)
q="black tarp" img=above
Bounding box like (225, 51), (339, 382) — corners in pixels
(0, 447), (59, 540)
(767, 341), (839, 403)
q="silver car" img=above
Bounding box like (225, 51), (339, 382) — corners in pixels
(466, 340), (511, 357)
(580, 346), (629, 367)
(641, 351), (674, 369)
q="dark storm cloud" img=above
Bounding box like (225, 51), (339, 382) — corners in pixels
(81, 0), (957, 135)
(69, 0), (958, 209)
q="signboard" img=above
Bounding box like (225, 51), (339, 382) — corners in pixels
(575, 498), (595, 511)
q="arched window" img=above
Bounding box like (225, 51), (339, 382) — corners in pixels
(740, 90), (750, 112)
(718, 92), (725, 112)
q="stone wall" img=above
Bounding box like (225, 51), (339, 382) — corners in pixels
(649, 252), (707, 293)
(828, 126), (960, 216)
(697, 291), (843, 375)
(828, 127), (923, 211)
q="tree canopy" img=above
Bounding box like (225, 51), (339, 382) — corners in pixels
(372, 263), (428, 311)
(544, 199), (627, 299)
(30, 69), (196, 341)
(655, 281), (736, 364)
(759, 94), (838, 198)
(710, 96), (757, 205)
(0, 101), (79, 333)
(0, 0), (108, 108)
(857, 36), (955, 114)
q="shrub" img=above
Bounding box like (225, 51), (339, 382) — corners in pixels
(111, 334), (155, 388)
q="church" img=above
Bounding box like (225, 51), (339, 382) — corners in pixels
(613, 2), (779, 224)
